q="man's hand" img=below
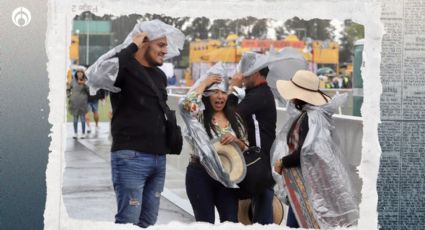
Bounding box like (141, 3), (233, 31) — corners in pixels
(274, 159), (283, 175)
(132, 32), (149, 49)
(229, 73), (243, 90)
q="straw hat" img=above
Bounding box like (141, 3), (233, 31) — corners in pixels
(211, 140), (246, 183)
(238, 195), (284, 225)
(276, 70), (330, 106)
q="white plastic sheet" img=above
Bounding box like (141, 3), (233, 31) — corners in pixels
(85, 19), (184, 93)
(271, 93), (359, 228)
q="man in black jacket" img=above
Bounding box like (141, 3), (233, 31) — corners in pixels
(86, 20), (184, 228)
(228, 52), (277, 225)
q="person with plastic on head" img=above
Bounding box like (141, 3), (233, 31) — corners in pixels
(227, 52), (280, 225)
(67, 70), (89, 139)
(272, 70), (359, 228)
(85, 20), (184, 228)
(179, 62), (248, 224)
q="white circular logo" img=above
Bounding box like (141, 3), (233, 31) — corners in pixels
(12, 7), (31, 27)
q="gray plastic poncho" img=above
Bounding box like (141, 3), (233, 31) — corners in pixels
(179, 62), (240, 188)
(271, 93), (359, 228)
(86, 19), (185, 93)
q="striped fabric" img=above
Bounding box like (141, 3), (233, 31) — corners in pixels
(283, 113), (319, 228)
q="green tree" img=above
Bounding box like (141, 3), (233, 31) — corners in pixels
(339, 19), (364, 63)
(183, 17), (210, 40)
(284, 17), (335, 40)
(249, 19), (268, 39)
(209, 19), (230, 39)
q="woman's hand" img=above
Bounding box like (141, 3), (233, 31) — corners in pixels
(220, 133), (247, 151)
(220, 133), (237, 145)
(202, 74), (221, 88)
(274, 159), (283, 175)
(195, 74), (221, 96)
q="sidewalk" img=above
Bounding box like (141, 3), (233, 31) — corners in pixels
(62, 122), (194, 224)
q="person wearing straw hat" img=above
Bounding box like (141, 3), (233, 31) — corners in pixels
(179, 62), (248, 224)
(227, 52), (279, 225)
(86, 20), (184, 227)
(272, 70), (359, 228)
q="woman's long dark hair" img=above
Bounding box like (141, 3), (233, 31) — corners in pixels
(74, 70), (87, 81)
(202, 95), (244, 139)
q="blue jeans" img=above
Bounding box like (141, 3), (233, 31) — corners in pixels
(111, 150), (166, 228)
(72, 112), (85, 134)
(185, 162), (238, 223)
(87, 100), (99, 112)
(251, 188), (274, 224)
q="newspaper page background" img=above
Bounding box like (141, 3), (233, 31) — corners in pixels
(378, 0), (425, 229)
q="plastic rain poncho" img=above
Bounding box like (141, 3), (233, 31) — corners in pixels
(85, 19), (185, 93)
(271, 93), (359, 228)
(178, 62), (241, 188)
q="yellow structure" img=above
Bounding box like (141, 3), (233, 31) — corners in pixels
(67, 35), (80, 83)
(310, 40), (339, 65)
(189, 34), (250, 64)
(70, 35), (79, 64)
(188, 34), (340, 81)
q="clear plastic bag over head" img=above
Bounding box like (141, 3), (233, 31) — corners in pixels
(188, 62), (229, 97)
(270, 93), (359, 228)
(85, 19), (184, 93)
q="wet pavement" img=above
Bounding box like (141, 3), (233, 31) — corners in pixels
(62, 122), (195, 224)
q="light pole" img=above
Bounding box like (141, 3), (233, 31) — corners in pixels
(85, 12), (91, 66)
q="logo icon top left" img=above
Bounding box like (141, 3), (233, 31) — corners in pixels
(12, 7), (31, 27)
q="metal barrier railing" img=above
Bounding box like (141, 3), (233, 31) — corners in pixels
(167, 86), (357, 116)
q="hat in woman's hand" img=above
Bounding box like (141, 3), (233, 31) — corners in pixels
(211, 139), (246, 184)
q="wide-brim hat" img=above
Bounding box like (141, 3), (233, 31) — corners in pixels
(276, 70), (330, 106)
(238, 195), (284, 225)
(211, 140), (246, 183)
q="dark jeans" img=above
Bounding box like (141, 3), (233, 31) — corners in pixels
(185, 162), (238, 224)
(287, 205), (299, 228)
(251, 188), (274, 224)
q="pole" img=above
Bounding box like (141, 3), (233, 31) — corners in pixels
(85, 13), (90, 65)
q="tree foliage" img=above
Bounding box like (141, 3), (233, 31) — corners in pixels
(339, 19), (364, 63)
(284, 17), (335, 41)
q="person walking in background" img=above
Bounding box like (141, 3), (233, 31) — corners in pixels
(67, 70), (89, 139)
(85, 88), (106, 134)
(86, 20), (184, 228)
(180, 63), (248, 224)
(273, 70), (359, 228)
(228, 52), (277, 225)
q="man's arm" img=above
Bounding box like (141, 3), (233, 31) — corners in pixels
(230, 92), (258, 119)
(116, 32), (148, 66)
(115, 43), (138, 66)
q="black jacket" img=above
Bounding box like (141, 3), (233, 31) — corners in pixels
(110, 43), (169, 154)
(228, 83), (277, 159)
(281, 112), (309, 168)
